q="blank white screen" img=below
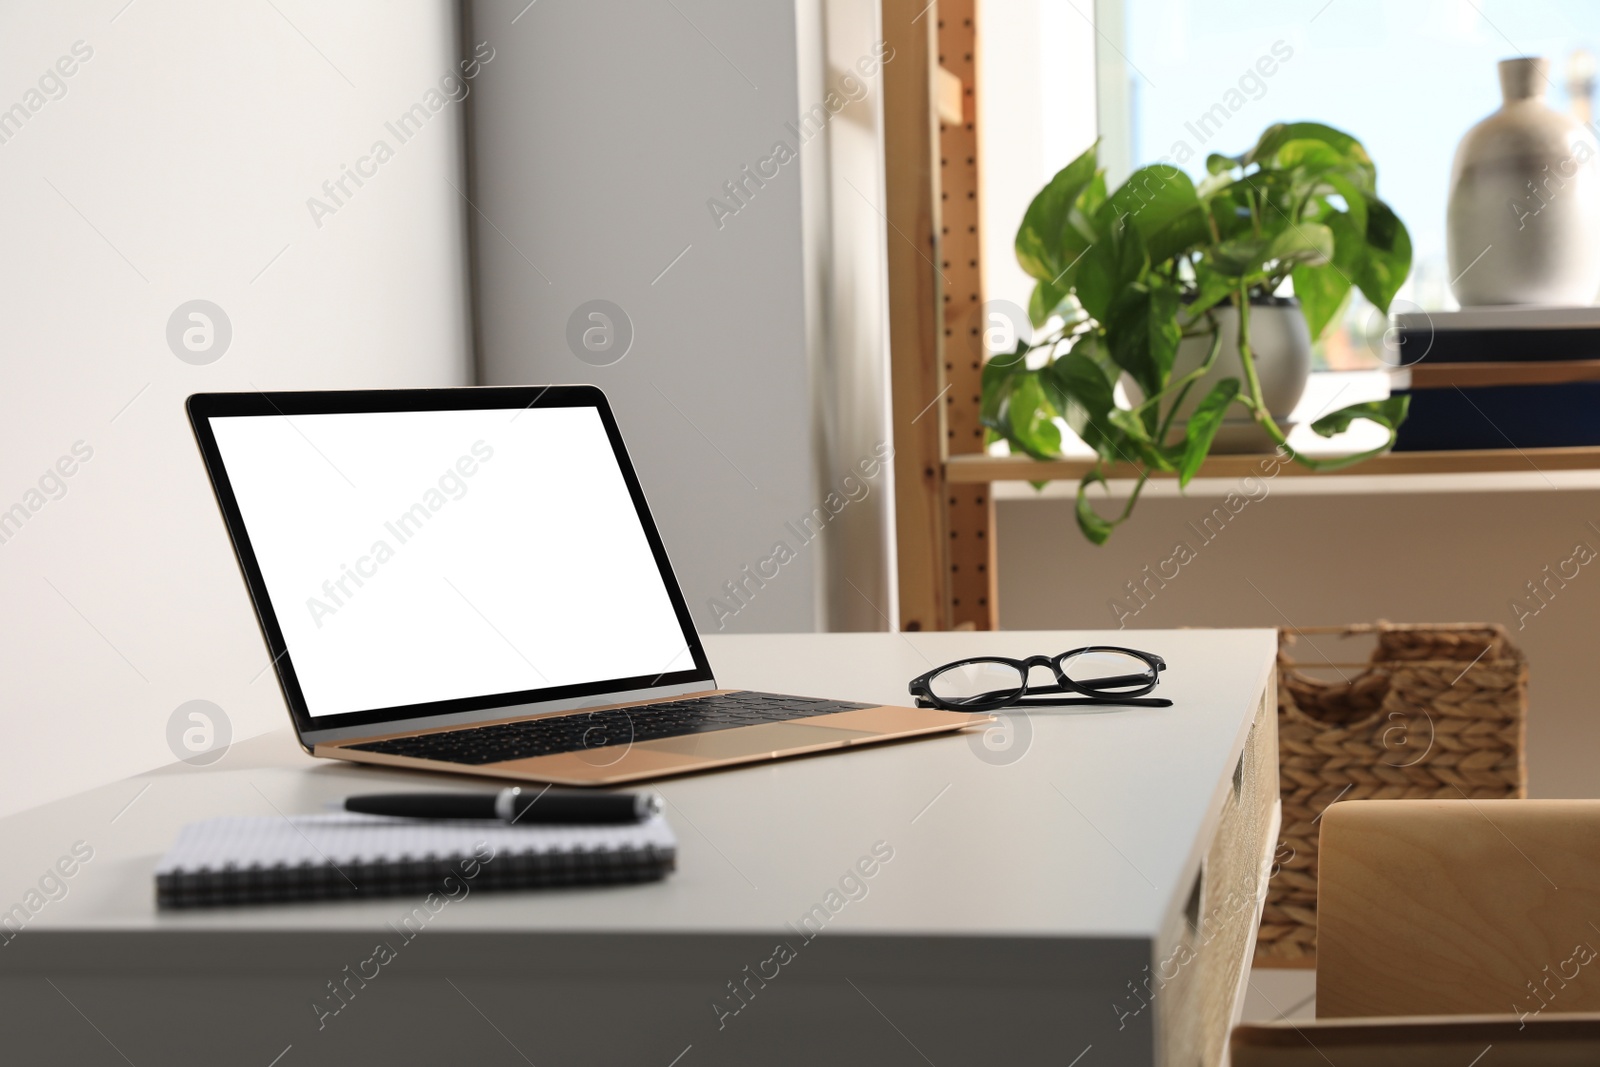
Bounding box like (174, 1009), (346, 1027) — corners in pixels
(208, 407), (694, 718)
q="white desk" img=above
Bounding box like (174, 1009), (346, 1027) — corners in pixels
(0, 630), (1278, 1067)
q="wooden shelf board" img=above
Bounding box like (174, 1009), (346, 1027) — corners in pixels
(945, 446), (1600, 483)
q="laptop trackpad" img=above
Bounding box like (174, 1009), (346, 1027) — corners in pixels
(642, 722), (872, 760)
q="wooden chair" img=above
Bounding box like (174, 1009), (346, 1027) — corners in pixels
(1230, 800), (1600, 1063)
(1232, 1013), (1600, 1066)
(1317, 799), (1600, 1019)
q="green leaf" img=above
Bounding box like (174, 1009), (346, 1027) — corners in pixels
(1146, 206), (1212, 265)
(1275, 142), (1380, 211)
(1295, 395), (1411, 472)
(1074, 471), (1115, 545)
(1176, 379), (1240, 486)
(1105, 165), (1210, 263)
(1292, 199), (1361, 338)
(1015, 144), (1099, 283)
(1104, 279), (1181, 400)
(1352, 199), (1412, 313)
(983, 337), (1031, 377)
(1041, 340), (1120, 460)
(1209, 235), (1269, 278)
(1029, 278), (1067, 328)
(1264, 222), (1334, 269)
(1078, 171), (1109, 221)
(1197, 163), (1245, 199)
(1106, 404), (1174, 470)
(1206, 152), (1240, 175)
(1291, 263), (1353, 341)
(1246, 122), (1375, 191)
(1274, 139), (1350, 175)
(1310, 395), (1409, 439)
(980, 344), (1031, 433)
(1107, 405), (1153, 444)
(1076, 219), (1150, 324)
(1188, 266), (1236, 318)
(1141, 282), (1184, 388)
(999, 373), (1062, 460)
(1205, 189), (1256, 244)
(1320, 171), (1368, 235)
(1207, 215), (1329, 280)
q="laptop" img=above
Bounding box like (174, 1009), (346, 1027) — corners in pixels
(187, 386), (990, 786)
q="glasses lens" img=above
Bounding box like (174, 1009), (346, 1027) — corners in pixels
(927, 659), (1026, 706)
(1059, 649), (1156, 695)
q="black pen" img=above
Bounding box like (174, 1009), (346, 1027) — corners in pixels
(343, 787), (660, 824)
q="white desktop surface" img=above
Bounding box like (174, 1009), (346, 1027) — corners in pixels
(0, 630), (1276, 1067)
(6, 630), (1272, 939)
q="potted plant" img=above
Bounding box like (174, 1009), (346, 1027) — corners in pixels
(983, 122), (1412, 543)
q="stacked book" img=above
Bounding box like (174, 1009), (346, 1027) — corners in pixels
(1390, 306), (1600, 451)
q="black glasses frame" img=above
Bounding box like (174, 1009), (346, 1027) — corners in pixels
(908, 645), (1169, 712)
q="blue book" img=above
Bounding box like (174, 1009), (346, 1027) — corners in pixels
(1395, 306), (1600, 364)
(1393, 381), (1600, 450)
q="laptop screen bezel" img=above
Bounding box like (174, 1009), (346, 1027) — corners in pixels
(187, 386), (716, 740)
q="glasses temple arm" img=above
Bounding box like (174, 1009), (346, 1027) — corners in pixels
(1011, 696), (1173, 708)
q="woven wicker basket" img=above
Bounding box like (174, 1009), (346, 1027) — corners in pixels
(1255, 622), (1528, 966)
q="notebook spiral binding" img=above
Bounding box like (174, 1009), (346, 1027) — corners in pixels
(156, 843), (675, 909)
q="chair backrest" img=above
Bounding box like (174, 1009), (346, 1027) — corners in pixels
(1232, 1013), (1600, 1067)
(1317, 799), (1600, 1019)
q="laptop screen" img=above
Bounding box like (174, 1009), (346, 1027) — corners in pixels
(195, 392), (704, 727)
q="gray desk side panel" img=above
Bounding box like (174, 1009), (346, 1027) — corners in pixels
(2, 931), (1155, 1066)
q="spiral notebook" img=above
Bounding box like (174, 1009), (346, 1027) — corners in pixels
(154, 812), (677, 909)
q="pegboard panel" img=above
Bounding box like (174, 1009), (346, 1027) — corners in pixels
(937, 0), (995, 631)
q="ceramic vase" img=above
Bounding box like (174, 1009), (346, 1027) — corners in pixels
(1447, 56), (1600, 306)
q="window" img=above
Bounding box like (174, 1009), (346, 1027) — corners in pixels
(980, 0), (1600, 457)
(1105, 0), (1600, 366)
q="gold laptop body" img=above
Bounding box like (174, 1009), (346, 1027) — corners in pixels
(316, 690), (990, 787)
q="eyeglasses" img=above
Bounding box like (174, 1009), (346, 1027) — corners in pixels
(909, 646), (1170, 712)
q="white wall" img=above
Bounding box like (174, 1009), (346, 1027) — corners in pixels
(798, 0), (899, 631)
(979, 0), (1098, 318)
(466, 0), (852, 636)
(997, 477), (1600, 800)
(0, 0), (471, 817)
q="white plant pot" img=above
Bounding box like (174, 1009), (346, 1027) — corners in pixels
(1160, 299), (1311, 454)
(1447, 56), (1600, 307)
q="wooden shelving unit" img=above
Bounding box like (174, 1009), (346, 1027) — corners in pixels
(946, 447), (1600, 484)
(881, 4), (1600, 632)
(882, 0), (993, 632)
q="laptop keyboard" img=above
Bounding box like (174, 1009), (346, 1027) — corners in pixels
(344, 691), (875, 766)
